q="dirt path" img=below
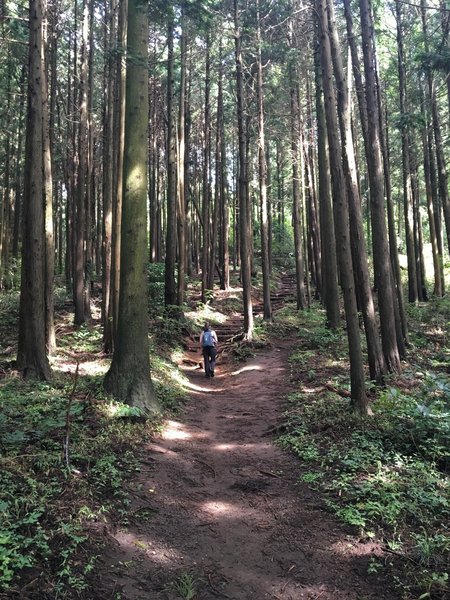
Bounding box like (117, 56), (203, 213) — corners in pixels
(96, 338), (397, 600)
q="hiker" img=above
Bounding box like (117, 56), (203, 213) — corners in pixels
(200, 322), (218, 378)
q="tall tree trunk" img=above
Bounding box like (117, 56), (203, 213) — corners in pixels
(360, 0), (401, 373)
(421, 105), (444, 296)
(218, 37), (230, 290)
(395, 0), (418, 304)
(317, 0), (367, 413)
(377, 70), (408, 350)
(256, 0), (272, 321)
(17, 0), (51, 380)
(43, 0), (55, 354)
(201, 34), (211, 301)
(102, 0), (116, 352)
(289, 72), (306, 310)
(234, 0), (253, 339)
(104, 0), (159, 414)
(314, 34), (340, 330)
(177, 8), (187, 305)
(165, 13), (177, 307)
(421, 0), (450, 256)
(327, 0), (386, 383)
(112, 0), (127, 343)
(74, 0), (90, 325)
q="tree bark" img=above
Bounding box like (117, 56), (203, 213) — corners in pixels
(17, 0), (51, 380)
(104, 0), (159, 414)
(328, 0), (386, 383)
(256, 0), (272, 321)
(360, 0), (401, 373)
(289, 74), (306, 310)
(317, 0), (367, 413)
(314, 32), (340, 330)
(234, 0), (253, 339)
(165, 13), (177, 307)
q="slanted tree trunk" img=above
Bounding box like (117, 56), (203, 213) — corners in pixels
(104, 0), (159, 414)
(17, 0), (51, 381)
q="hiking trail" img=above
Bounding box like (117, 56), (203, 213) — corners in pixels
(95, 276), (397, 599)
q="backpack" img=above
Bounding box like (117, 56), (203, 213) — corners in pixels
(202, 330), (214, 347)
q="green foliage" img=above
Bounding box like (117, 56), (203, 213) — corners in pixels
(172, 571), (198, 600)
(416, 49), (450, 74)
(278, 295), (450, 598)
(0, 348), (168, 595)
(0, 258), (21, 291)
(270, 223), (295, 269)
(148, 262), (166, 314)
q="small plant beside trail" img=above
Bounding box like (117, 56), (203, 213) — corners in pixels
(277, 300), (450, 600)
(172, 571), (198, 599)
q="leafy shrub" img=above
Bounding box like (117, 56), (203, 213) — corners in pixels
(148, 262), (166, 314)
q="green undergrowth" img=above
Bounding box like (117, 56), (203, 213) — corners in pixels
(0, 293), (190, 597)
(277, 301), (450, 599)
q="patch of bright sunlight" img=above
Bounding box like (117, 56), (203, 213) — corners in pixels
(163, 420), (192, 441)
(201, 500), (260, 520)
(231, 365), (263, 376)
(103, 400), (136, 418)
(324, 358), (345, 368)
(202, 501), (238, 516)
(51, 358), (108, 376)
(79, 360), (108, 375)
(328, 539), (376, 557)
(184, 304), (229, 325)
(180, 380), (226, 393)
(214, 441), (270, 452)
(114, 530), (179, 565)
(302, 385), (322, 394)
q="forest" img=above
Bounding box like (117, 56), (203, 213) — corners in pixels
(0, 0), (449, 597)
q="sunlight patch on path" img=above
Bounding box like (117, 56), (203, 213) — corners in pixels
(162, 420), (193, 441)
(200, 500), (257, 520)
(230, 365), (263, 376)
(113, 530), (180, 565)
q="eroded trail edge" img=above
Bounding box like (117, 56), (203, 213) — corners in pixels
(98, 341), (394, 599)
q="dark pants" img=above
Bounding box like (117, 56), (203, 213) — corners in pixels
(202, 346), (217, 377)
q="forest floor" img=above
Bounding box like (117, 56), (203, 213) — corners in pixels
(91, 293), (399, 599)
(2, 275), (448, 599)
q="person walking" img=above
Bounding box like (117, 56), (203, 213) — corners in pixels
(200, 322), (218, 378)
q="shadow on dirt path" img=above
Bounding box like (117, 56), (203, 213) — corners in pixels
(95, 335), (399, 599)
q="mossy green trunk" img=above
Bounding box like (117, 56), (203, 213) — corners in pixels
(104, 0), (159, 415)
